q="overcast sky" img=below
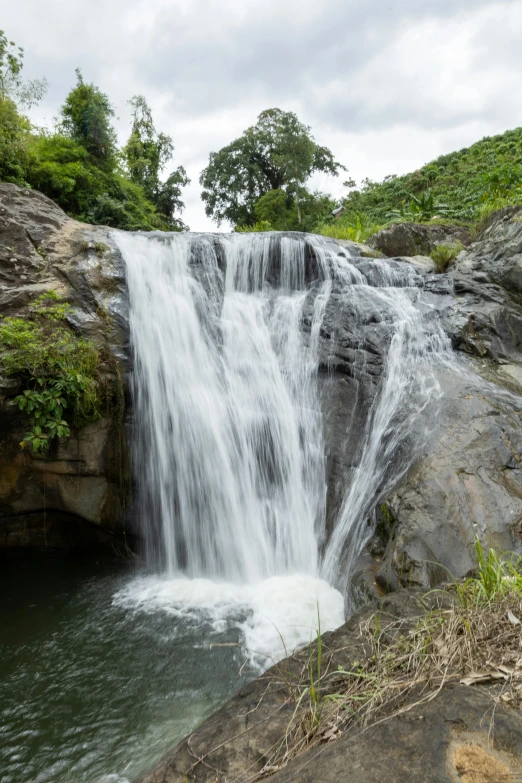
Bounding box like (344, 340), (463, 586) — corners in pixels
(4, 0), (522, 230)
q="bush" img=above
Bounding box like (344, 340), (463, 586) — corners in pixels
(430, 242), (464, 272)
(234, 220), (273, 233)
(0, 291), (102, 452)
(0, 96), (31, 184)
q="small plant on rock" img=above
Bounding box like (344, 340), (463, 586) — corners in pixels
(0, 290), (101, 452)
(430, 241), (464, 273)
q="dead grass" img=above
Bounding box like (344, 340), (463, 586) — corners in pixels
(452, 744), (511, 783)
(258, 542), (522, 777)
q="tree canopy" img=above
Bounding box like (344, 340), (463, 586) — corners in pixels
(200, 108), (344, 226)
(0, 32), (189, 232)
(123, 95), (190, 230)
(60, 70), (117, 169)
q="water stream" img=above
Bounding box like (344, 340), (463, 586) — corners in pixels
(1, 232), (456, 782)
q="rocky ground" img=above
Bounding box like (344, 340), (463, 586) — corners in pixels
(371, 212), (522, 591)
(140, 589), (522, 783)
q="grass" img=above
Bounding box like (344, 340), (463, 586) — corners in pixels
(316, 212), (382, 243)
(258, 539), (522, 777)
(430, 241), (464, 272)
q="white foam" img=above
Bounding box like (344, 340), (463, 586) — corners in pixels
(114, 574), (344, 670)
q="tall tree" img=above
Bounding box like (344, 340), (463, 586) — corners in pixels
(200, 108), (344, 226)
(0, 29), (47, 107)
(123, 95), (189, 230)
(0, 30), (47, 184)
(60, 70), (117, 168)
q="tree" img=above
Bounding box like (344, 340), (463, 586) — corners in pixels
(123, 95), (189, 230)
(0, 30), (47, 184)
(200, 108), (344, 226)
(254, 189), (292, 229)
(60, 70), (117, 168)
(0, 94), (31, 183)
(0, 30), (47, 107)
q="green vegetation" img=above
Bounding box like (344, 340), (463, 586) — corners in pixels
(201, 108), (344, 227)
(260, 539), (522, 776)
(224, 123), (522, 241)
(0, 31), (189, 231)
(430, 241), (464, 273)
(333, 129), (522, 230)
(4, 29), (522, 242)
(0, 291), (102, 452)
(316, 211), (382, 242)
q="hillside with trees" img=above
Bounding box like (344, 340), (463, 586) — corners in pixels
(0, 31), (189, 231)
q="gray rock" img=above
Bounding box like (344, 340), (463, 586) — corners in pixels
(374, 207), (522, 591)
(367, 221), (470, 258)
(140, 589), (522, 783)
(0, 183), (130, 551)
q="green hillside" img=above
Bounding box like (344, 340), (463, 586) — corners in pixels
(318, 127), (522, 241)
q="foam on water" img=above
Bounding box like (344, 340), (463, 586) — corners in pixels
(113, 573), (345, 670)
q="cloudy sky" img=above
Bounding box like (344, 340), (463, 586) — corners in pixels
(4, 0), (522, 230)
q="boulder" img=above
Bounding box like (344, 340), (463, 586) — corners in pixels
(140, 589), (522, 783)
(375, 207), (522, 590)
(367, 221), (470, 258)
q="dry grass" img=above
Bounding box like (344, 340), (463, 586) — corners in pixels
(259, 542), (522, 777)
(452, 744), (511, 783)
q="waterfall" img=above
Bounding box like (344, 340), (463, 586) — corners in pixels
(114, 231), (453, 655)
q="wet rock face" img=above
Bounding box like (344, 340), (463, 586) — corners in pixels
(0, 183), (131, 551)
(375, 208), (522, 591)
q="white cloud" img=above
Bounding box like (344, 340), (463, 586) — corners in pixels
(3, 0), (522, 230)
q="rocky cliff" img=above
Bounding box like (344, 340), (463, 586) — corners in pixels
(372, 210), (522, 591)
(0, 183), (131, 551)
(1, 184), (521, 591)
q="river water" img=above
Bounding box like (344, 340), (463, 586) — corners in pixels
(0, 555), (342, 783)
(1, 232), (454, 781)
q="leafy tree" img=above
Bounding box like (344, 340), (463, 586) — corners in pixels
(60, 70), (117, 168)
(0, 95), (31, 183)
(0, 29), (47, 107)
(250, 188), (335, 232)
(200, 108), (344, 226)
(0, 30), (47, 184)
(123, 95), (189, 229)
(254, 188), (292, 229)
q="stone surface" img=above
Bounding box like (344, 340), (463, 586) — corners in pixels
(374, 207), (522, 590)
(0, 183), (130, 551)
(140, 590), (522, 783)
(367, 221), (470, 258)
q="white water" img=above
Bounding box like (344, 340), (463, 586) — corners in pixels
(115, 231), (453, 662)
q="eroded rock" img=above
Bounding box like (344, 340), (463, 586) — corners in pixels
(0, 183), (130, 551)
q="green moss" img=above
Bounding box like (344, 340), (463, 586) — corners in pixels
(376, 503), (396, 543)
(93, 241), (108, 257)
(0, 290), (103, 451)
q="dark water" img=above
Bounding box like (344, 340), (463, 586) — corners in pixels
(0, 554), (249, 783)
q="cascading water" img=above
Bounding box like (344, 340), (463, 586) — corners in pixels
(114, 231), (453, 658)
(0, 231), (461, 783)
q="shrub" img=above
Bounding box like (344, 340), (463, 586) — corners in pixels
(430, 241), (464, 272)
(0, 291), (102, 452)
(234, 220), (273, 233)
